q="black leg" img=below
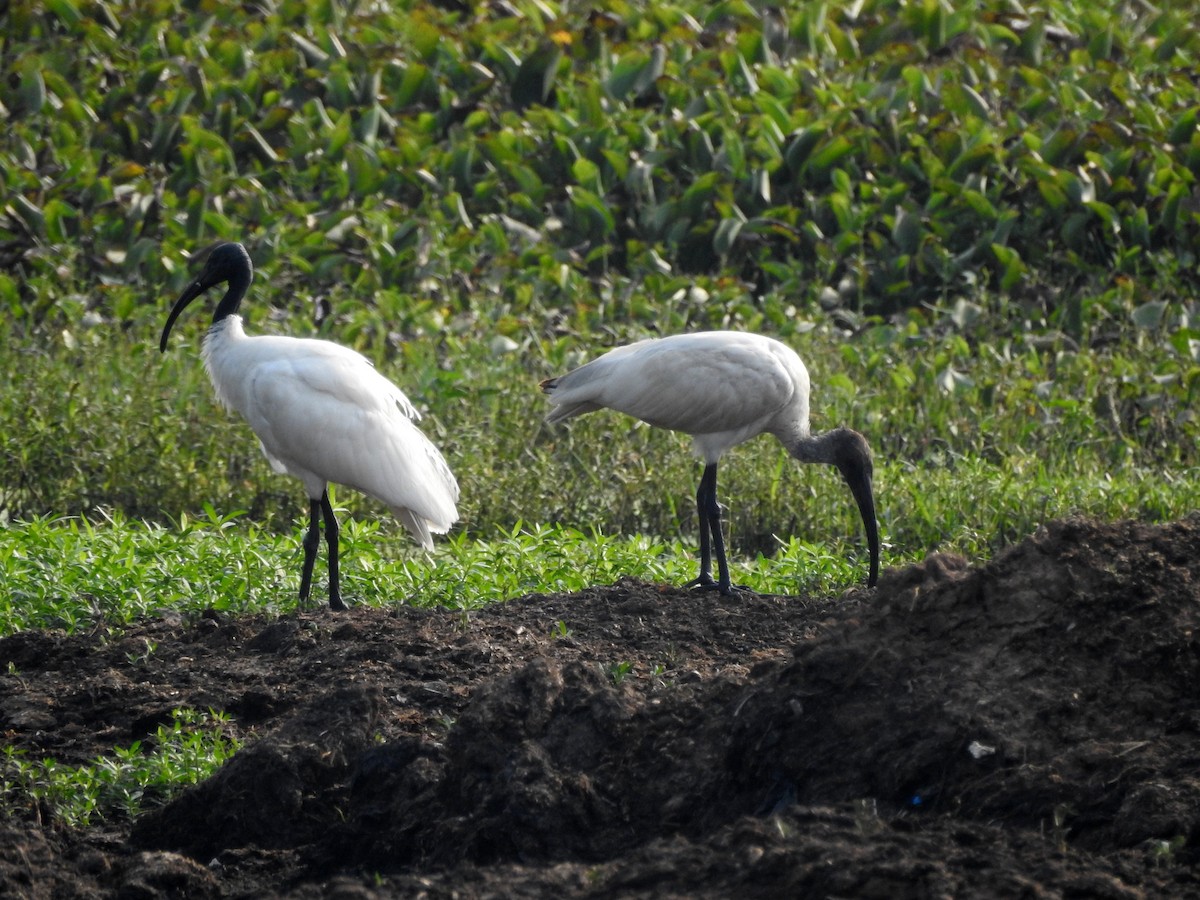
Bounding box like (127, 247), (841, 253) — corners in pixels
(707, 494), (734, 597)
(298, 497), (322, 606)
(695, 463), (716, 585)
(702, 463), (735, 596)
(684, 462), (738, 597)
(321, 491), (346, 610)
(685, 463), (726, 592)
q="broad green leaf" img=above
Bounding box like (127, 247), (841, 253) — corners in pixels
(1161, 181), (1187, 235)
(1084, 201), (1118, 230)
(892, 208), (922, 254)
(571, 157), (602, 191)
(1131, 301), (1168, 330)
(1168, 107), (1198, 146)
(1036, 177), (1068, 211)
(45, 0), (83, 26)
(8, 196), (45, 237)
(714, 216), (744, 257)
(567, 186), (615, 237)
(960, 189), (997, 219)
(805, 135), (855, 180)
(18, 61), (46, 115)
(946, 140), (995, 180)
(395, 63), (431, 108)
(606, 51), (656, 101)
(719, 128), (746, 178)
(347, 143), (382, 195)
(1041, 128), (1077, 166)
(990, 243), (1025, 292)
(43, 199), (78, 243)
(357, 104), (381, 146)
(955, 85), (991, 119)
(680, 172), (719, 219)
(327, 110), (354, 158)
(785, 126), (825, 172)
(511, 42), (562, 109)
(1087, 26), (1114, 62)
(1126, 206), (1150, 247)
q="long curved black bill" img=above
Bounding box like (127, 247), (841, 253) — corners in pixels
(159, 280), (206, 353)
(848, 472), (881, 587)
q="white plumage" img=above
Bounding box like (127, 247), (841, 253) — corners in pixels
(201, 320), (458, 547)
(161, 242), (459, 610)
(542, 331), (879, 594)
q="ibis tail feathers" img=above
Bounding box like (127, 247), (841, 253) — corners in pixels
(391, 506), (453, 551)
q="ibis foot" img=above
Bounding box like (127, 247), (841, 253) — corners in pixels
(683, 577), (752, 598)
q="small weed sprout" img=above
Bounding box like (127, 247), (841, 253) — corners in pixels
(608, 661), (634, 685)
(1147, 836), (1186, 868)
(125, 639), (158, 667)
(1049, 803), (1075, 852)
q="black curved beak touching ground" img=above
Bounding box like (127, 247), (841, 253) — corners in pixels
(831, 429), (881, 588)
(847, 468), (880, 588)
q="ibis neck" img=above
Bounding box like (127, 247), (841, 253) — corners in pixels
(784, 427), (844, 465)
(200, 316), (246, 413)
(783, 425), (880, 587)
(212, 271), (251, 324)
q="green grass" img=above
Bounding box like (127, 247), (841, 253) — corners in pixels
(1, 283), (1198, 639)
(0, 511), (863, 636)
(2, 0), (1197, 560)
(0, 709), (241, 829)
(4, 437), (1199, 639)
(3, 290), (1196, 640)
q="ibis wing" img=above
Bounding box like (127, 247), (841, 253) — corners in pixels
(545, 333), (801, 435)
(241, 350), (459, 544)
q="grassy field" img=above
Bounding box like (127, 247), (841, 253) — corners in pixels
(1, 0), (1199, 835)
(1, 0), (1198, 638)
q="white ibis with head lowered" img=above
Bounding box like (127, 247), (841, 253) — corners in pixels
(540, 331), (879, 594)
(159, 241), (460, 610)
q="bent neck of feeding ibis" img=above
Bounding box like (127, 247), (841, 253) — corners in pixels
(787, 427), (881, 588)
(159, 243), (253, 353)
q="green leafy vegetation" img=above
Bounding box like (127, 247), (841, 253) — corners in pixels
(0, 513), (865, 635)
(3, 0), (1196, 317)
(0, 0), (1197, 635)
(0, 709), (241, 828)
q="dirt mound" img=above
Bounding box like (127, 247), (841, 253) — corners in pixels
(3, 516), (1200, 897)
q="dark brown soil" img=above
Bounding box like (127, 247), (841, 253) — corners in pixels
(3, 516), (1200, 898)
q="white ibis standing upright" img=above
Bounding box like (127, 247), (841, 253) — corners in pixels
(540, 331), (879, 594)
(159, 242), (460, 610)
